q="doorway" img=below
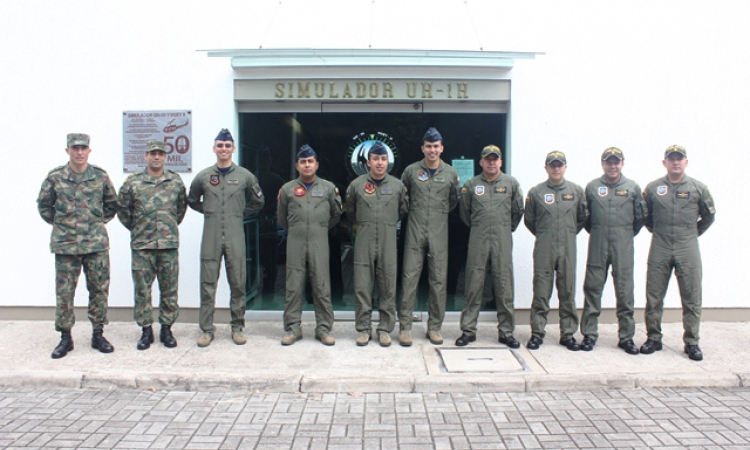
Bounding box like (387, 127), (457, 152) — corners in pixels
(239, 103), (508, 316)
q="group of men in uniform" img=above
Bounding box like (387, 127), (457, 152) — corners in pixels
(37, 126), (715, 362)
(38, 129), (264, 358)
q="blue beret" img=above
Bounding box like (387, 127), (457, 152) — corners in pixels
(297, 144), (317, 160)
(215, 128), (234, 142)
(368, 141), (388, 156)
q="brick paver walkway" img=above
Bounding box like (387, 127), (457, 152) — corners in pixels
(1, 387), (749, 449)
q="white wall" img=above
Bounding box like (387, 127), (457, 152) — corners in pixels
(1, 0), (746, 311)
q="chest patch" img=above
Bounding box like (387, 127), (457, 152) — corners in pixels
(676, 191), (690, 199)
(562, 193), (574, 201)
(475, 185), (485, 196)
(311, 189), (323, 197)
(544, 193), (555, 204)
(615, 189), (628, 196)
(598, 187), (608, 196)
(364, 183), (376, 195)
(417, 171), (429, 182)
(657, 185), (668, 196)
(381, 187), (393, 195)
(210, 175), (219, 186)
(495, 186), (507, 194)
(294, 186), (306, 197)
(460, 187), (467, 194)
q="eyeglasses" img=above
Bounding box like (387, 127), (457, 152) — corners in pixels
(215, 143), (233, 149)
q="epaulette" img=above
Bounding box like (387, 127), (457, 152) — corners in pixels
(89, 164), (107, 174)
(44, 165), (66, 180)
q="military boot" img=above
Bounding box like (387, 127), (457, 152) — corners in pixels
(91, 329), (114, 353)
(137, 326), (154, 350)
(160, 324), (177, 348)
(51, 331), (74, 359)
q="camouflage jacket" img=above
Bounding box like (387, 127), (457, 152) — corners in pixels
(117, 170), (187, 249)
(37, 164), (117, 255)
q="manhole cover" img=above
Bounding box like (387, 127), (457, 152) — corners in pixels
(437, 347), (531, 373)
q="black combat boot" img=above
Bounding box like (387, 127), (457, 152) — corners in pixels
(137, 326), (154, 350)
(160, 324), (177, 348)
(51, 331), (74, 359)
(91, 329), (114, 353)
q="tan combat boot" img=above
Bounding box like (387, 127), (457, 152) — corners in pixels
(232, 330), (247, 345)
(426, 330), (443, 345)
(281, 332), (302, 346)
(356, 331), (371, 346)
(316, 333), (335, 346)
(379, 332), (392, 347)
(399, 330), (412, 347)
(197, 332), (213, 347)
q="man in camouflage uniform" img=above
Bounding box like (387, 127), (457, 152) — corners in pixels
(398, 127), (459, 346)
(188, 129), (264, 347)
(117, 140), (187, 350)
(524, 151), (588, 351)
(277, 145), (342, 346)
(37, 133), (117, 359)
(640, 145), (716, 361)
(579, 147), (646, 354)
(455, 145), (524, 348)
(346, 142), (409, 347)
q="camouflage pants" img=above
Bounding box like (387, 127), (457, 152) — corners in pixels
(132, 249), (179, 327)
(54, 252), (110, 332)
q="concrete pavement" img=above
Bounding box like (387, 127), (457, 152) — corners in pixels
(0, 320), (748, 393)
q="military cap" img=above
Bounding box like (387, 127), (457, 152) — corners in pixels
(481, 145), (502, 159)
(664, 145), (687, 159)
(297, 144), (317, 160)
(545, 151), (567, 165)
(368, 141), (388, 156)
(146, 140), (166, 153)
(601, 147), (624, 161)
(422, 127), (443, 143)
(67, 133), (90, 147)
(215, 128), (234, 142)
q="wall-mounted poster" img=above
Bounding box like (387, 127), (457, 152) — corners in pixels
(123, 110), (192, 173)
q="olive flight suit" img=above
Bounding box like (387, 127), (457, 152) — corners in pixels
(643, 175), (715, 345)
(580, 175), (646, 342)
(346, 174), (409, 334)
(459, 173), (524, 338)
(399, 160), (459, 332)
(188, 163), (264, 334)
(525, 180), (588, 340)
(277, 177), (342, 337)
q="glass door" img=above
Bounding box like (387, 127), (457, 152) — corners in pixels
(239, 103), (507, 317)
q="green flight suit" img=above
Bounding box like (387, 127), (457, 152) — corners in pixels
(399, 160), (459, 332)
(580, 175), (646, 342)
(525, 179), (588, 340)
(277, 177), (342, 336)
(346, 174), (409, 334)
(459, 173), (524, 338)
(188, 163), (264, 334)
(643, 175), (715, 345)
(37, 164), (117, 332)
(117, 170), (187, 327)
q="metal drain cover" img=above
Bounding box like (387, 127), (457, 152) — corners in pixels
(437, 347), (530, 373)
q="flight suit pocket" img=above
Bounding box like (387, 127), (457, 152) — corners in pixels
(201, 260), (220, 284)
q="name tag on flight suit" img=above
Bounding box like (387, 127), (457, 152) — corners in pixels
(311, 190), (324, 197)
(495, 186), (507, 194)
(562, 193), (574, 201)
(381, 187), (393, 195)
(615, 189), (628, 196)
(227, 179), (239, 185)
